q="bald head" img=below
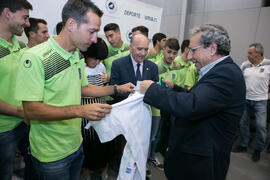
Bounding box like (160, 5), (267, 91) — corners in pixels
(131, 34), (148, 45)
(130, 34), (149, 63)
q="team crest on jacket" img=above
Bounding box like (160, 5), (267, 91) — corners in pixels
(23, 59), (32, 68)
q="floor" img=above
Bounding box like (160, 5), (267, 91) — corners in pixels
(148, 151), (270, 180)
(12, 140), (270, 180)
(12, 150), (270, 180)
(148, 138), (270, 180)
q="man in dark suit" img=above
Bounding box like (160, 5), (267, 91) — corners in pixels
(109, 34), (158, 176)
(110, 34), (159, 102)
(140, 24), (246, 180)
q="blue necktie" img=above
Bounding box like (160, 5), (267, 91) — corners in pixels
(136, 63), (142, 81)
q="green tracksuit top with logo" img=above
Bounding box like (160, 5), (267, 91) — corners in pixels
(15, 37), (88, 162)
(0, 36), (26, 133)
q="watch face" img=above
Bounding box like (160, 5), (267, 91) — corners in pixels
(114, 84), (118, 94)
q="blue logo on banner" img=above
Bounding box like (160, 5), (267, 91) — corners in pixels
(126, 30), (132, 42)
(124, 10), (140, 19)
(144, 15), (158, 22)
(106, 0), (117, 14)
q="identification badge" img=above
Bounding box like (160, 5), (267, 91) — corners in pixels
(78, 68), (81, 79)
(172, 73), (176, 80)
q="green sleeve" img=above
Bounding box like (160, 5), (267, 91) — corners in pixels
(152, 107), (160, 116)
(80, 61), (88, 87)
(15, 52), (45, 101)
(184, 64), (198, 87)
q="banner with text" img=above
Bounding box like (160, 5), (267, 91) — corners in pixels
(26, 0), (162, 44)
(92, 0), (163, 43)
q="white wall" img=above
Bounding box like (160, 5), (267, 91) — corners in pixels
(186, 7), (263, 65)
(255, 7), (270, 59)
(185, 5), (270, 65)
(190, 0), (262, 13)
(139, 0), (269, 66)
(138, 0), (183, 38)
(28, 0), (66, 35)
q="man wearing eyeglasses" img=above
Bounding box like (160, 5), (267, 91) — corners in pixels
(139, 24), (246, 180)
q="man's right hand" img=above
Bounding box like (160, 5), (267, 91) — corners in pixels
(81, 103), (112, 121)
(162, 79), (174, 89)
(117, 83), (136, 94)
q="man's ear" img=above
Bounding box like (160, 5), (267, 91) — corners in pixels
(209, 42), (217, 56)
(65, 18), (77, 32)
(2, 8), (11, 19)
(29, 31), (36, 38)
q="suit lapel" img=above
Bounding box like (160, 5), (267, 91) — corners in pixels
(142, 60), (149, 80)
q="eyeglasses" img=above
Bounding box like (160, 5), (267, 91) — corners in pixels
(188, 45), (202, 53)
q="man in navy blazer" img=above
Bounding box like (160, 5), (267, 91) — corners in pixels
(109, 34), (158, 175)
(110, 34), (158, 102)
(140, 24), (246, 180)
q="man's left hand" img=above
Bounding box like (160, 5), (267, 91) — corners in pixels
(140, 80), (154, 94)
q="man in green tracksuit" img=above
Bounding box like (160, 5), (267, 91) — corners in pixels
(15, 1), (134, 179)
(0, 0), (36, 179)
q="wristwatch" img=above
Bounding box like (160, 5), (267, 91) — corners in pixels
(114, 84), (118, 95)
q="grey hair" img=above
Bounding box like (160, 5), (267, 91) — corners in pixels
(190, 24), (231, 56)
(249, 43), (264, 56)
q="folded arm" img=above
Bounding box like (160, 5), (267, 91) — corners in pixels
(0, 99), (24, 119)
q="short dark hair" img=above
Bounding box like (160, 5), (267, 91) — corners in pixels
(180, 39), (190, 53)
(104, 23), (120, 33)
(165, 38), (180, 51)
(81, 37), (108, 60)
(0, 0), (32, 14)
(132, 26), (149, 37)
(152, 33), (166, 46)
(24, 17), (47, 38)
(62, 0), (103, 27)
(56, 22), (63, 35)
